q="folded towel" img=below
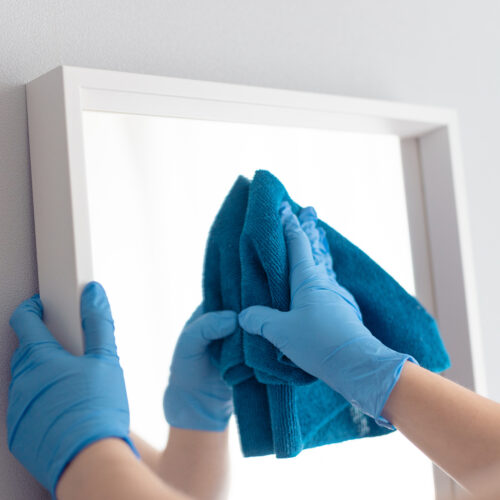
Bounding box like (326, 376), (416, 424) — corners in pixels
(203, 169), (451, 458)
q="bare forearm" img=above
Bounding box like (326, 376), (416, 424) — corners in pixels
(382, 361), (500, 493)
(157, 427), (230, 500)
(56, 438), (190, 500)
(130, 428), (230, 499)
(131, 431), (162, 471)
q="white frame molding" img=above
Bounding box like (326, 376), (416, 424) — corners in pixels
(26, 65), (485, 499)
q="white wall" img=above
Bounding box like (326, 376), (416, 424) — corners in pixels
(1, 1), (499, 498)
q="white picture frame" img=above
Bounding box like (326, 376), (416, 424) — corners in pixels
(26, 65), (485, 499)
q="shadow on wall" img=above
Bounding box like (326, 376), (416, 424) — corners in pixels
(0, 81), (48, 499)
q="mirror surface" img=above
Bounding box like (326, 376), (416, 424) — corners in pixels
(82, 110), (432, 499)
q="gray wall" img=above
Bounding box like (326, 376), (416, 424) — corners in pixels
(1, 1), (499, 497)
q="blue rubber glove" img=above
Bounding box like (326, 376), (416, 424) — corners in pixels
(163, 305), (238, 432)
(7, 281), (138, 498)
(238, 201), (418, 429)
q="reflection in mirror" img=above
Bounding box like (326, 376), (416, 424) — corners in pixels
(82, 111), (432, 499)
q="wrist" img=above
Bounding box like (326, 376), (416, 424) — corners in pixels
(372, 356), (419, 429)
(165, 427), (230, 453)
(161, 427), (229, 471)
(158, 427), (230, 499)
(320, 335), (418, 428)
(163, 384), (232, 432)
(380, 359), (422, 427)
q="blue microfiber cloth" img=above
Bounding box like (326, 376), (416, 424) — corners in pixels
(203, 169), (451, 458)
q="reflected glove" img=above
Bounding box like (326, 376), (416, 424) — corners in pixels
(163, 306), (238, 431)
(238, 201), (418, 428)
(7, 281), (138, 498)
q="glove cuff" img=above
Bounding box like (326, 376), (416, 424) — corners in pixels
(321, 335), (419, 429)
(163, 384), (232, 432)
(372, 356), (419, 429)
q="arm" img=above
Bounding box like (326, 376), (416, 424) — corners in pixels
(158, 428), (229, 500)
(238, 202), (500, 498)
(6, 282), (192, 499)
(130, 428), (230, 500)
(383, 361), (500, 495)
(144, 306), (236, 500)
(56, 438), (189, 500)
(130, 431), (162, 471)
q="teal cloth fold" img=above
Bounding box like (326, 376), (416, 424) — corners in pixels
(203, 169), (451, 458)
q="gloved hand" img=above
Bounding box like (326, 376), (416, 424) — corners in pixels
(7, 281), (138, 499)
(238, 201), (417, 428)
(163, 305), (237, 432)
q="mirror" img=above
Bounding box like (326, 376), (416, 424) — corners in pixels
(81, 109), (433, 499)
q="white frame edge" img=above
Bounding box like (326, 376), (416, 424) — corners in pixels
(26, 65), (485, 499)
